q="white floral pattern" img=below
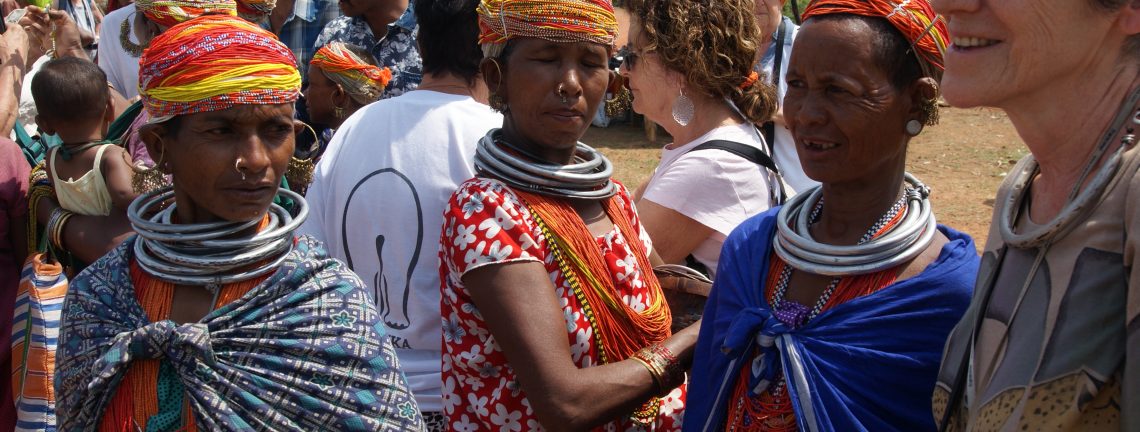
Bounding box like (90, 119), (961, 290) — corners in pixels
(439, 178), (684, 431)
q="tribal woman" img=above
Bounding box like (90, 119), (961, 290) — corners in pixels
(305, 41), (393, 130)
(438, 0), (696, 430)
(684, 0), (977, 430)
(54, 15), (425, 431)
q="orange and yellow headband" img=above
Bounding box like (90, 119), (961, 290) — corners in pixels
(139, 15), (301, 119)
(803, 0), (948, 73)
(134, 0), (237, 28)
(310, 42), (393, 104)
(477, 0), (618, 54)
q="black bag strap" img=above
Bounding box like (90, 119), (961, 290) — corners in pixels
(689, 139), (779, 175)
(761, 20), (789, 148)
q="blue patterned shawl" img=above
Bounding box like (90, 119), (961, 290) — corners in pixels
(684, 209), (977, 432)
(55, 235), (426, 431)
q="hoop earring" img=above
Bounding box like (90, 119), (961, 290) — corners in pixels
(287, 122), (321, 195)
(130, 133), (170, 194)
(605, 86), (633, 118)
(488, 58), (509, 113)
(672, 87), (694, 126)
(120, 18), (145, 57)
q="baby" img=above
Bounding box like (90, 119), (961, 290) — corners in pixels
(32, 57), (137, 218)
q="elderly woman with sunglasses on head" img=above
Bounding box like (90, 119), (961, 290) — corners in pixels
(53, 15), (424, 431)
(438, 0), (700, 430)
(931, 0), (1140, 428)
(684, 0), (977, 430)
(621, 0), (782, 279)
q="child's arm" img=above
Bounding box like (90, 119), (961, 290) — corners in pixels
(102, 145), (140, 212)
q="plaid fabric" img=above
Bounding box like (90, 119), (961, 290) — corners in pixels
(265, 0), (342, 76)
(313, 6), (421, 99)
(54, 236), (426, 431)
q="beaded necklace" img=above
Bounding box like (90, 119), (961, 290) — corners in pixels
(724, 192), (912, 432)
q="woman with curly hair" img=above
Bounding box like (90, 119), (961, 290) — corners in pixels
(622, 0), (782, 278)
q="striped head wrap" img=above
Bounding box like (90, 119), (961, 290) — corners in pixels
(134, 0), (236, 28)
(310, 42), (393, 105)
(477, 0), (618, 56)
(803, 0), (948, 74)
(139, 15), (301, 119)
(235, 0), (276, 22)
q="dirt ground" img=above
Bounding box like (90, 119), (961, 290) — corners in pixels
(584, 107), (1027, 247)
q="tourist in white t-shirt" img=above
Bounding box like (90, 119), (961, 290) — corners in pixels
(621, 6), (782, 277)
(297, 0), (499, 429)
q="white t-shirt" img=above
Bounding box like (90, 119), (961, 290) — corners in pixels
(298, 90), (502, 412)
(97, 4), (140, 100)
(641, 123), (777, 277)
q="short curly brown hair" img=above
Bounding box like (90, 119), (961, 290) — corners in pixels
(627, 0), (778, 124)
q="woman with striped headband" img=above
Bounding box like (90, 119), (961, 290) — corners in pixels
(438, 0), (697, 430)
(306, 41), (393, 130)
(54, 15), (425, 431)
(684, 0), (976, 430)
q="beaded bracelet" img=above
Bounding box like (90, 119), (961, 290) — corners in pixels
(632, 343), (685, 395)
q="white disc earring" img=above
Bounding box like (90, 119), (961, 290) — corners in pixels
(906, 119), (923, 137)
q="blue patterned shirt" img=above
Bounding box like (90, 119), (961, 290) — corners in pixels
(263, 0), (342, 76)
(313, 6), (422, 99)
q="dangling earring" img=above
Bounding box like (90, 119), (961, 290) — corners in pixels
(605, 86), (632, 118)
(120, 18), (145, 57)
(672, 87), (694, 126)
(489, 92), (508, 113)
(921, 98), (940, 126)
(286, 122), (320, 196)
(333, 105), (346, 119)
(129, 137), (169, 194)
(906, 119), (924, 137)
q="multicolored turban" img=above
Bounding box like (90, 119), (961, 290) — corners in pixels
(235, 0), (276, 23)
(477, 0), (618, 56)
(139, 15), (301, 119)
(803, 0), (949, 73)
(310, 42), (393, 104)
(134, 0), (237, 28)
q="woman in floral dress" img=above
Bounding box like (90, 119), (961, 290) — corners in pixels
(437, 0), (699, 430)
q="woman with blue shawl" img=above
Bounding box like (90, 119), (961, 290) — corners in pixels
(683, 0), (976, 430)
(53, 15), (425, 431)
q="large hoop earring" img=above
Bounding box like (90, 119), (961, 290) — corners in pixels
(286, 122), (321, 195)
(129, 133), (170, 194)
(488, 58), (509, 113)
(120, 14), (146, 57)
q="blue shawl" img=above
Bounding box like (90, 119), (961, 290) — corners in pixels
(684, 209), (977, 432)
(55, 235), (426, 431)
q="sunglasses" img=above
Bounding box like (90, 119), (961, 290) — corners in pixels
(619, 46), (651, 71)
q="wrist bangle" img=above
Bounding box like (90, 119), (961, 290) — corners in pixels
(47, 207), (74, 251)
(632, 343), (684, 395)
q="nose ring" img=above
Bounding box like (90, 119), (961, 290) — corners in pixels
(235, 158), (246, 181)
(557, 83), (568, 104)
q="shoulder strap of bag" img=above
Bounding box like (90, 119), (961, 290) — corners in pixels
(689, 139), (780, 175)
(761, 20), (790, 148)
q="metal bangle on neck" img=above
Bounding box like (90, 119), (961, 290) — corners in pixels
(473, 128), (617, 199)
(998, 86), (1140, 249)
(773, 172), (937, 276)
(127, 186), (308, 290)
